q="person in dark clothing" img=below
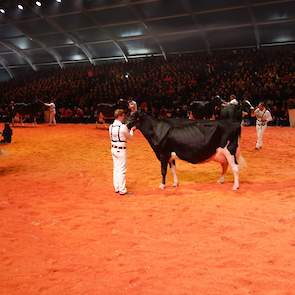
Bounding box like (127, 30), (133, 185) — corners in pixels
(0, 123), (13, 144)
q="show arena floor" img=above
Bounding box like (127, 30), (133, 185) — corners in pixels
(0, 124), (295, 295)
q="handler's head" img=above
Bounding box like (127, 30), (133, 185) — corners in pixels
(114, 109), (125, 122)
(258, 102), (265, 111)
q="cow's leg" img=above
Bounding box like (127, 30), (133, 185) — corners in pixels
(213, 148), (228, 184)
(159, 160), (168, 190)
(218, 161), (228, 184)
(220, 148), (239, 191)
(169, 159), (179, 187)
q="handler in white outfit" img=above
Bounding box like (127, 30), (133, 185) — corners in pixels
(44, 100), (56, 126)
(254, 102), (272, 150)
(109, 109), (135, 195)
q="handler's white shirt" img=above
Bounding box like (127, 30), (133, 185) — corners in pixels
(45, 103), (56, 114)
(254, 108), (272, 125)
(109, 120), (132, 147)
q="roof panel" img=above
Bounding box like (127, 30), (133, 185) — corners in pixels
(19, 19), (58, 35)
(190, 0), (245, 12)
(207, 26), (256, 49)
(0, 44), (11, 53)
(83, 0), (125, 9)
(121, 38), (160, 56)
(135, 0), (187, 19)
(52, 13), (95, 30)
(105, 23), (147, 39)
(54, 45), (88, 62)
(2, 53), (27, 66)
(36, 33), (74, 47)
(0, 24), (24, 39)
(253, 2), (295, 22)
(147, 16), (195, 34)
(259, 22), (295, 44)
(0, 69), (10, 82)
(89, 7), (137, 25)
(8, 37), (41, 50)
(195, 8), (251, 28)
(25, 49), (57, 64)
(87, 42), (123, 58)
(72, 28), (110, 43)
(160, 32), (207, 53)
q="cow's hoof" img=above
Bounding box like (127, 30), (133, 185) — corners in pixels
(217, 177), (224, 184)
(173, 182), (179, 187)
(159, 183), (166, 190)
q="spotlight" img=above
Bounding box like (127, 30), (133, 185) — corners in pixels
(36, 1), (41, 7)
(18, 4), (24, 10)
(0, 9), (5, 14)
(56, 0), (62, 2)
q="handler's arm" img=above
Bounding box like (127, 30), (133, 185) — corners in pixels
(123, 125), (134, 139)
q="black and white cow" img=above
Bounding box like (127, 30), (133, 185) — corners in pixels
(127, 112), (242, 191)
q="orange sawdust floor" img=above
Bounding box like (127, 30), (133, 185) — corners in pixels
(0, 124), (295, 295)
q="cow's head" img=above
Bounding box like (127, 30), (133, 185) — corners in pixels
(241, 99), (255, 115)
(126, 110), (141, 130)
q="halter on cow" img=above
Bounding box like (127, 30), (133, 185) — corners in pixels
(127, 112), (242, 191)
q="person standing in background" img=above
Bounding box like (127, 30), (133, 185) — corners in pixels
(254, 102), (272, 150)
(44, 99), (56, 126)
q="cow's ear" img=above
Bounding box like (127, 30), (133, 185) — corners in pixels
(151, 121), (170, 147)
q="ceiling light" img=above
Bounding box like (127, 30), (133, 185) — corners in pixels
(0, 9), (5, 14)
(56, 0), (62, 3)
(36, 1), (41, 7)
(18, 4), (24, 10)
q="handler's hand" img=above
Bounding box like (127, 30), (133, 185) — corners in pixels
(131, 127), (136, 132)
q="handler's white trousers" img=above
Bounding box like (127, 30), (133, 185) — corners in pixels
(111, 147), (127, 193)
(256, 123), (267, 149)
(49, 112), (56, 125)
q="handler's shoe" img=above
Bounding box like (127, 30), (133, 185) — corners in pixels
(119, 191), (128, 196)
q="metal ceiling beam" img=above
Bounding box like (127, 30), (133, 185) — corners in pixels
(247, 1), (261, 49)
(22, 1), (95, 65)
(125, 0), (167, 60)
(0, 40), (37, 71)
(10, 21), (64, 68)
(81, 11), (128, 62)
(0, 56), (14, 78)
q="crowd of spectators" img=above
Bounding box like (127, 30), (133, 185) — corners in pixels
(0, 46), (294, 126)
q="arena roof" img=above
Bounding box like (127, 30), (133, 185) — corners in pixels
(0, 0), (294, 80)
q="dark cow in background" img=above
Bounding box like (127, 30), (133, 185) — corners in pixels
(189, 96), (225, 120)
(9, 100), (44, 126)
(128, 111), (242, 191)
(189, 96), (254, 122)
(96, 99), (129, 127)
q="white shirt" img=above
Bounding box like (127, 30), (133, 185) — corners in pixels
(45, 102), (56, 114)
(109, 119), (132, 147)
(229, 98), (239, 105)
(255, 108), (272, 124)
